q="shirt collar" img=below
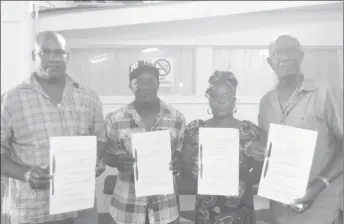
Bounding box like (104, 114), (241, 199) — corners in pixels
(18, 73), (80, 91)
(275, 74), (316, 93)
(126, 98), (172, 119)
(298, 78), (317, 92)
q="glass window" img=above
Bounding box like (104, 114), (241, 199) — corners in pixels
(301, 48), (343, 90)
(213, 47), (343, 100)
(213, 48), (277, 101)
(67, 47), (196, 96)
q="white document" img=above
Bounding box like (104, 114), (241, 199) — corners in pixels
(49, 136), (97, 215)
(258, 123), (318, 205)
(132, 130), (174, 197)
(197, 128), (240, 196)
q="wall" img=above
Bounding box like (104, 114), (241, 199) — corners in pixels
(1, 2), (33, 222)
(57, 7), (342, 209)
(1, 1), (33, 94)
(39, 1), (340, 32)
(60, 6), (343, 47)
(59, 6), (343, 125)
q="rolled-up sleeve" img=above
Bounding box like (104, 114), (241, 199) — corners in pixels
(175, 114), (186, 153)
(1, 94), (13, 156)
(105, 113), (120, 155)
(92, 96), (107, 143)
(324, 85), (343, 151)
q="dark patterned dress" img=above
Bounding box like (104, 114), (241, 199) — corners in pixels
(182, 119), (265, 224)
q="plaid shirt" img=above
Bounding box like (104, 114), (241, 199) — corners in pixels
(105, 99), (186, 224)
(1, 74), (106, 224)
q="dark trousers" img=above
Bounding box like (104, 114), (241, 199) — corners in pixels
(96, 213), (179, 224)
(15, 218), (75, 224)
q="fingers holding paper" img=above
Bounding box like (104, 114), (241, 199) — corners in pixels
(289, 180), (325, 213)
(117, 153), (136, 172)
(169, 151), (183, 175)
(245, 141), (266, 162)
(95, 158), (106, 177)
(28, 166), (52, 190)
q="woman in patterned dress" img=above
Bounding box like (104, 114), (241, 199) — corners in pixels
(181, 70), (267, 224)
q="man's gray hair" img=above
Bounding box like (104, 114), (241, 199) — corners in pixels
(268, 35), (303, 56)
(34, 31), (67, 51)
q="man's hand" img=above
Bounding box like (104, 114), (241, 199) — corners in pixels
(95, 158), (106, 177)
(169, 158), (181, 175)
(169, 151), (183, 175)
(290, 180), (325, 213)
(245, 141), (266, 162)
(117, 153), (136, 172)
(26, 166), (51, 190)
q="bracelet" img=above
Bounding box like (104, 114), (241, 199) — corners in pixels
(242, 142), (252, 157)
(316, 176), (330, 188)
(24, 168), (34, 183)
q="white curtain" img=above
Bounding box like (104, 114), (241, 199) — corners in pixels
(213, 47), (343, 100)
(213, 48), (277, 101)
(301, 48), (343, 90)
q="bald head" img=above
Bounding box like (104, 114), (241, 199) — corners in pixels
(267, 35), (304, 79)
(34, 31), (67, 52)
(33, 31), (69, 81)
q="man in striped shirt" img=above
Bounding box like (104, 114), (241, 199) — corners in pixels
(105, 60), (186, 224)
(1, 31), (106, 224)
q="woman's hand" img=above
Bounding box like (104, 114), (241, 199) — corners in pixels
(169, 159), (181, 175)
(245, 141), (266, 162)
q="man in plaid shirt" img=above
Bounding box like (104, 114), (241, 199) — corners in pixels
(1, 31), (106, 224)
(104, 60), (186, 224)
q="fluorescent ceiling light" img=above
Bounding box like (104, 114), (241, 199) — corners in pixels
(90, 56), (108, 63)
(141, 48), (160, 53)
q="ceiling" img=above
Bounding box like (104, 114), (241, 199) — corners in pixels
(37, 1), (163, 13)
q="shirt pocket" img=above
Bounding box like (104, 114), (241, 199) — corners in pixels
(301, 107), (327, 132)
(13, 107), (45, 140)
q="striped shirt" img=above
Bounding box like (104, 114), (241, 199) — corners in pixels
(1, 74), (106, 223)
(105, 99), (186, 224)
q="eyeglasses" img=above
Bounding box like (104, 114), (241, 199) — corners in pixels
(38, 49), (68, 59)
(270, 47), (301, 59)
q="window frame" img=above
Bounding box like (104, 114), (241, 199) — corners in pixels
(68, 45), (342, 105)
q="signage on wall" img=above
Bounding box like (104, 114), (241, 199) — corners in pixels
(151, 58), (174, 87)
